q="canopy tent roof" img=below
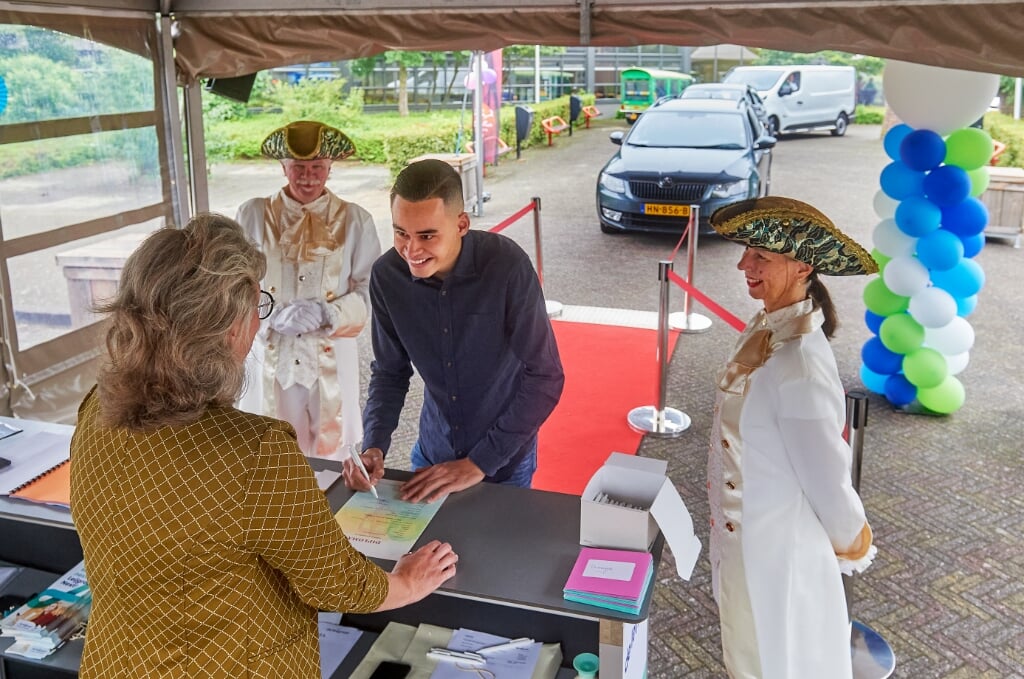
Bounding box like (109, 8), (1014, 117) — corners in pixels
(13, 0), (1024, 80)
(689, 44), (760, 63)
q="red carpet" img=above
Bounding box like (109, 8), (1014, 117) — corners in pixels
(534, 320), (679, 495)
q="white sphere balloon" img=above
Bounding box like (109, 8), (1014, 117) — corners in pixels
(872, 218), (917, 258)
(908, 286), (958, 328)
(873, 189), (899, 219)
(945, 351), (970, 375)
(883, 255), (931, 297)
(924, 316), (976, 355)
(883, 60), (1000, 135)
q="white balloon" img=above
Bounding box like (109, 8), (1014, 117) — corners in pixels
(945, 351), (970, 375)
(883, 60), (1000, 135)
(908, 286), (958, 328)
(883, 255), (931, 297)
(873, 189), (899, 219)
(872, 218), (917, 258)
(924, 316), (976, 355)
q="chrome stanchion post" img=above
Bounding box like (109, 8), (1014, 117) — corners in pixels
(533, 196), (563, 318)
(627, 260), (690, 437)
(669, 204), (712, 333)
(844, 390), (896, 679)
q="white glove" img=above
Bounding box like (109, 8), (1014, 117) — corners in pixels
(270, 300), (322, 336)
(838, 544), (878, 576)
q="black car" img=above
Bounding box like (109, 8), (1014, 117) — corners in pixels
(678, 82), (770, 134)
(596, 98), (776, 235)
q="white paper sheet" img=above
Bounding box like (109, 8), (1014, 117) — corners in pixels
(429, 628), (541, 679)
(318, 622), (362, 679)
(583, 559), (636, 581)
(334, 479), (446, 560)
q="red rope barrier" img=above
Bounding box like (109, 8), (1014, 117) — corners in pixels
(667, 270), (746, 332)
(667, 221), (690, 263)
(488, 200), (536, 234)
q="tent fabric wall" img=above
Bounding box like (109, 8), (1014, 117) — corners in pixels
(169, 1), (1024, 81)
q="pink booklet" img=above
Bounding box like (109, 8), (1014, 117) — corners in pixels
(563, 547), (653, 600)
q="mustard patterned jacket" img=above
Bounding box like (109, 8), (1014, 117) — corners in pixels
(69, 387), (388, 678)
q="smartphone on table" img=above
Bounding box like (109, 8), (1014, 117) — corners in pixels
(369, 661), (412, 679)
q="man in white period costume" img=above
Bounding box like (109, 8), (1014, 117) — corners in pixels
(707, 197), (879, 679)
(237, 120), (381, 459)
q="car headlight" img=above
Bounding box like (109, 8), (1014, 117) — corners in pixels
(599, 172), (627, 194)
(711, 180), (747, 199)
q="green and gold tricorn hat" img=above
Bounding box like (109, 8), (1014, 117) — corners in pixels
(260, 120), (356, 161)
(710, 197), (878, 276)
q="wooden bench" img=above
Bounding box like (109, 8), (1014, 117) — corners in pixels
(541, 116), (569, 146)
(581, 105), (601, 128)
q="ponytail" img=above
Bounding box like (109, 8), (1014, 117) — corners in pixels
(808, 273), (838, 340)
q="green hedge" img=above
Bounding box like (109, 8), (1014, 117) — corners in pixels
(984, 112), (1024, 168)
(855, 105), (885, 125)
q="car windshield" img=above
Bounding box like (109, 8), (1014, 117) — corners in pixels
(627, 110), (747, 149)
(680, 88), (742, 101)
(723, 69), (785, 91)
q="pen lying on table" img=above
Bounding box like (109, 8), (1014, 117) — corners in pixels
(476, 637), (536, 654)
(427, 647), (486, 665)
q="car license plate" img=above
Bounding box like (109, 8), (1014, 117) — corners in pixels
(643, 203), (690, 217)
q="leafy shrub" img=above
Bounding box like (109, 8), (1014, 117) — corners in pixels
(855, 105), (884, 125)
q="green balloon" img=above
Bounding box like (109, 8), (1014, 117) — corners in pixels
(968, 166), (990, 197)
(944, 127), (994, 171)
(902, 347), (948, 389)
(917, 375), (966, 414)
(863, 277), (909, 316)
(879, 313), (925, 354)
(871, 248), (891, 270)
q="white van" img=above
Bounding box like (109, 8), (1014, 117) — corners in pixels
(722, 65), (857, 137)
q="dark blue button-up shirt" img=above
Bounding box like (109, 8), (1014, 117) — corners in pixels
(362, 230), (564, 481)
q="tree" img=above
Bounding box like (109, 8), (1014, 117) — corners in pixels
(383, 50), (426, 116)
(755, 49), (884, 77)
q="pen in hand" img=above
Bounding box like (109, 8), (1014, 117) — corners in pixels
(348, 445), (379, 499)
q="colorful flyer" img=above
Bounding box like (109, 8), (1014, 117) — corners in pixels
(334, 479), (445, 560)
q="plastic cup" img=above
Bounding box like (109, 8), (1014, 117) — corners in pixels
(573, 652), (599, 678)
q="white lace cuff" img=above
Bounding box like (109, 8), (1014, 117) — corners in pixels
(838, 544), (877, 576)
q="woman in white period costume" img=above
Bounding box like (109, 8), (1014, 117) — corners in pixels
(236, 121), (381, 458)
(707, 196), (879, 679)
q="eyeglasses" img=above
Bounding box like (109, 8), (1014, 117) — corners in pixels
(257, 290), (275, 320)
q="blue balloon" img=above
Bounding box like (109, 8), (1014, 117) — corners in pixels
(860, 364), (889, 394)
(931, 258), (985, 297)
(960, 232), (984, 258)
(884, 374), (918, 407)
(915, 228), (964, 271)
(941, 197), (989, 237)
(880, 161), (925, 200)
(883, 124), (914, 161)
(864, 309), (885, 335)
(900, 129), (947, 172)
(923, 165), (971, 207)
(862, 336), (905, 375)
(895, 195), (942, 237)
(956, 294), (978, 317)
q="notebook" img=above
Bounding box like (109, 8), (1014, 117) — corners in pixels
(0, 431), (72, 508)
(563, 547), (654, 600)
(9, 459), (71, 509)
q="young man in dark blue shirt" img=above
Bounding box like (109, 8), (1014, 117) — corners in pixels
(344, 159), (564, 502)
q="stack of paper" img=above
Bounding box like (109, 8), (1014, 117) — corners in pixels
(562, 547), (654, 615)
(0, 560), (90, 659)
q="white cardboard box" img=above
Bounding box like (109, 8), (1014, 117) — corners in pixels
(580, 452), (701, 580)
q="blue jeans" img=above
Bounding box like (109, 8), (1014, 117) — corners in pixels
(409, 440), (537, 488)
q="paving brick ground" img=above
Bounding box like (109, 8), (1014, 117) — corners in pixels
(210, 115), (1024, 678)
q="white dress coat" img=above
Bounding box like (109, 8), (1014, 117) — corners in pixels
(709, 300), (872, 679)
(236, 188), (381, 458)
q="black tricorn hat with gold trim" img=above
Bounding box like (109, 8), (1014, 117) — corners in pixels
(260, 120), (356, 161)
(710, 197), (878, 276)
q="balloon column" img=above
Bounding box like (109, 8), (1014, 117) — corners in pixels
(861, 61), (999, 415)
